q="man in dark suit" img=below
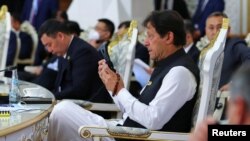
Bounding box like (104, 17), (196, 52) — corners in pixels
(204, 12), (250, 91)
(184, 20), (200, 65)
(38, 19), (112, 103)
(192, 0), (225, 37)
(6, 12), (33, 68)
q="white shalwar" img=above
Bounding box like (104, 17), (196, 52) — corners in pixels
(47, 66), (197, 141)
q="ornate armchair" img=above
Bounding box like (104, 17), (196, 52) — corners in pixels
(78, 18), (230, 141)
(0, 5), (11, 77)
(14, 21), (38, 65)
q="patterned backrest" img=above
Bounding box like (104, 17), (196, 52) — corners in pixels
(109, 20), (138, 89)
(0, 5), (11, 77)
(193, 18), (229, 126)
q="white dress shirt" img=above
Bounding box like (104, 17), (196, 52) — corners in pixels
(184, 43), (194, 53)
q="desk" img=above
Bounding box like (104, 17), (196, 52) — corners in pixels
(0, 78), (55, 141)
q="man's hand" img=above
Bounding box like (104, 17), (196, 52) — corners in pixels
(188, 117), (217, 141)
(98, 59), (124, 95)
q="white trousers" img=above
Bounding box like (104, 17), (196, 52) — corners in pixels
(47, 101), (116, 141)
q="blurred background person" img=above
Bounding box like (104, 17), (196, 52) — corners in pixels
(6, 12), (33, 77)
(183, 20), (200, 65)
(88, 18), (115, 50)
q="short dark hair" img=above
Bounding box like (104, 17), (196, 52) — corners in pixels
(98, 18), (115, 38)
(230, 62), (250, 110)
(11, 12), (22, 23)
(143, 10), (186, 47)
(184, 20), (195, 34)
(207, 12), (228, 19)
(38, 19), (70, 38)
(65, 21), (83, 36)
(118, 21), (131, 29)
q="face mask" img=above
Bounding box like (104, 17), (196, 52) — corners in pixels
(88, 29), (100, 41)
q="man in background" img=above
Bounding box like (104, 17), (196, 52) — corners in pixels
(183, 20), (200, 65)
(7, 12), (33, 69)
(203, 12), (250, 91)
(88, 18), (115, 50)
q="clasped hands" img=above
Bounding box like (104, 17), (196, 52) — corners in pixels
(98, 59), (124, 96)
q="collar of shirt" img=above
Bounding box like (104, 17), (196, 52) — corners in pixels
(184, 43), (194, 53)
(63, 35), (74, 58)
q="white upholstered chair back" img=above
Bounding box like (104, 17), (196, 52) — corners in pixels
(0, 5), (11, 77)
(109, 20), (138, 89)
(194, 18), (229, 126)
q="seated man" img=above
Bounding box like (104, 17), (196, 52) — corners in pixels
(6, 12), (33, 68)
(19, 21), (84, 92)
(202, 12), (250, 91)
(183, 20), (200, 65)
(38, 19), (112, 103)
(88, 18), (115, 50)
(47, 10), (200, 141)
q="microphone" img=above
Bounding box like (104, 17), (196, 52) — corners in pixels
(0, 66), (17, 72)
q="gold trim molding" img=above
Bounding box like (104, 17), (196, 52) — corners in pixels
(0, 5), (8, 21)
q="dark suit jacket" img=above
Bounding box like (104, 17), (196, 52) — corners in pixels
(7, 31), (17, 66)
(33, 56), (58, 91)
(54, 37), (112, 103)
(187, 44), (200, 65)
(192, 0), (225, 36)
(219, 37), (250, 88)
(7, 31), (33, 66)
(18, 32), (33, 59)
(21, 0), (58, 31)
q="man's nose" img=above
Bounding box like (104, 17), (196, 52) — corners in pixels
(144, 39), (150, 47)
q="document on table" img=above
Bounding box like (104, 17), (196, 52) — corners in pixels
(132, 59), (151, 87)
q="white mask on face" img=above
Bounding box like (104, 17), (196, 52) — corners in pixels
(88, 29), (100, 41)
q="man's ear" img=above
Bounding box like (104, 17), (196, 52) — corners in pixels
(57, 32), (64, 40)
(106, 32), (111, 39)
(163, 32), (174, 44)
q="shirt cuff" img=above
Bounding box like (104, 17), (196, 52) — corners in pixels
(115, 88), (136, 109)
